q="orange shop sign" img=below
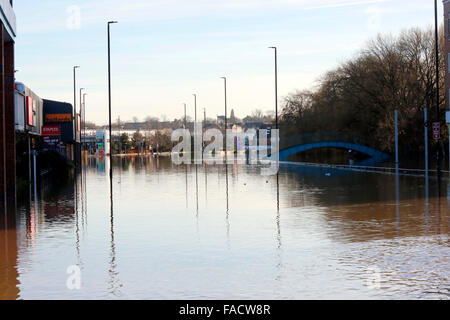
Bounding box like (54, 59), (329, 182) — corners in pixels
(45, 113), (72, 123)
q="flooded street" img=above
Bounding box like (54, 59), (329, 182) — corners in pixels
(1, 157), (449, 300)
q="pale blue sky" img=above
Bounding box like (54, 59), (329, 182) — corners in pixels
(14, 0), (440, 125)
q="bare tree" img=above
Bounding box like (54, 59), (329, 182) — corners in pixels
(280, 26), (446, 154)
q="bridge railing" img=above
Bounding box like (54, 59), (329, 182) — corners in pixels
(279, 132), (379, 151)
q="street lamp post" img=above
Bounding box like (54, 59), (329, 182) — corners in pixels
(221, 77), (227, 152)
(79, 88), (85, 159)
(203, 108), (206, 128)
(108, 21), (118, 179)
(183, 103), (187, 129)
(434, 0), (441, 178)
(193, 94), (197, 123)
(83, 93), (87, 151)
(79, 87), (84, 123)
(73, 66), (80, 164)
(269, 47), (278, 130)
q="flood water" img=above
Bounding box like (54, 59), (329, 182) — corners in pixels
(1, 156), (449, 300)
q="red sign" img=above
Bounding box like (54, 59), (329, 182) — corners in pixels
(26, 96), (33, 126)
(42, 125), (61, 136)
(433, 122), (441, 140)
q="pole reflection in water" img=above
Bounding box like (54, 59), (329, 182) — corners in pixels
(28, 173), (38, 247)
(204, 164), (208, 206)
(436, 182), (442, 235)
(274, 170), (283, 285)
(185, 165), (188, 209)
(108, 158), (121, 296)
(195, 164), (199, 217)
(395, 164), (400, 234)
(80, 159), (84, 229)
(276, 172), (281, 249)
(225, 161), (230, 244)
(84, 161), (88, 228)
(75, 170), (82, 269)
(448, 180), (450, 230)
(0, 208), (20, 300)
(80, 171), (85, 230)
(425, 170), (430, 235)
(276, 172), (280, 212)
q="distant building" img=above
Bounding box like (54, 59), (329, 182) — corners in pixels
(217, 115), (226, 125)
(242, 121), (270, 130)
(42, 99), (76, 161)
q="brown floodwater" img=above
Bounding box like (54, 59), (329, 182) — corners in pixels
(0, 157), (449, 299)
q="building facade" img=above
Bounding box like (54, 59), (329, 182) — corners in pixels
(43, 99), (76, 161)
(0, 0), (16, 208)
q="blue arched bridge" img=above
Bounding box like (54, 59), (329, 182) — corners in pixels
(279, 132), (390, 162)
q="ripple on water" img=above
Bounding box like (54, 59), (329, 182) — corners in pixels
(336, 235), (450, 299)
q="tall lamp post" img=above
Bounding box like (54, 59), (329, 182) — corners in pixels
(434, 0), (441, 178)
(269, 46), (280, 214)
(79, 88), (85, 160)
(83, 93), (87, 152)
(79, 87), (84, 123)
(183, 103), (187, 129)
(193, 94), (197, 123)
(269, 46), (278, 130)
(108, 21), (118, 179)
(203, 108), (206, 127)
(73, 66), (80, 164)
(221, 77), (227, 151)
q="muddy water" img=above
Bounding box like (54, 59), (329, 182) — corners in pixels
(0, 157), (448, 299)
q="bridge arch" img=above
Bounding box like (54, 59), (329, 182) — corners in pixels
(279, 141), (390, 162)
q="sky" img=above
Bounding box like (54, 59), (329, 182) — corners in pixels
(14, 0), (441, 125)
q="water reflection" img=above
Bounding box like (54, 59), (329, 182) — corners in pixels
(185, 165), (188, 209)
(0, 157), (448, 299)
(225, 162), (230, 246)
(0, 209), (19, 300)
(276, 173), (281, 249)
(108, 168), (122, 297)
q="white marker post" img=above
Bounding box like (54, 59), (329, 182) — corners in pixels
(395, 110), (399, 166)
(425, 108), (428, 174)
(446, 110), (450, 173)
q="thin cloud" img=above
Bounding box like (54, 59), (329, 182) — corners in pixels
(302, 0), (391, 10)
